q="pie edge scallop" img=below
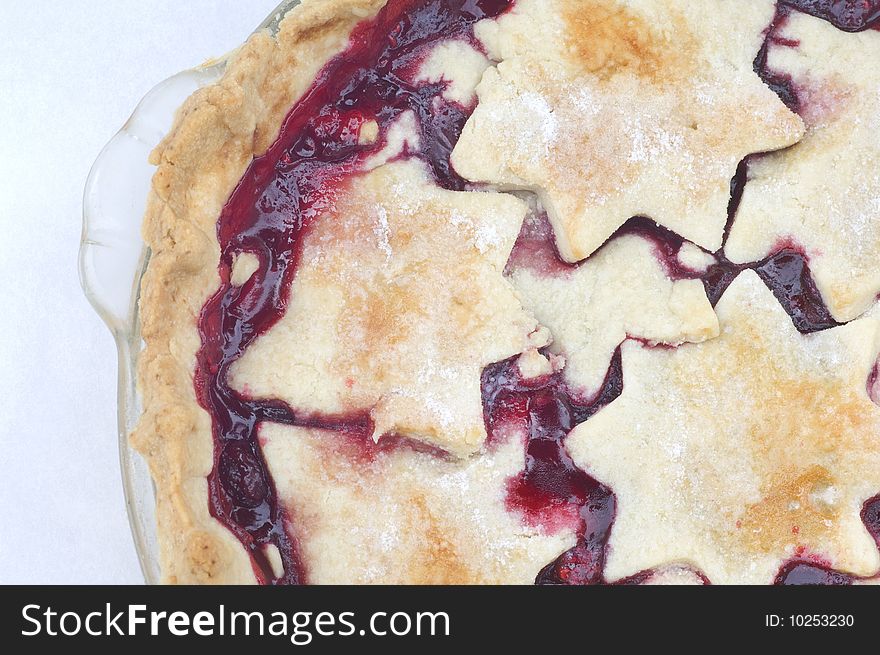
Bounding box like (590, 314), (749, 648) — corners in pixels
(132, 0), (388, 585)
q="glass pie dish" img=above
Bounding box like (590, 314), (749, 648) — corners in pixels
(78, 0), (302, 585)
(80, 0), (880, 586)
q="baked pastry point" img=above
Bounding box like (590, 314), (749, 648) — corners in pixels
(727, 12), (880, 323)
(568, 271), (880, 584)
(452, 0), (805, 261)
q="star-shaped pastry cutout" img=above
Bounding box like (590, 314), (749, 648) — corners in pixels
(451, 0), (804, 262)
(508, 225), (719, 396)
(259, 422), (575, 583)
(230, 159), (546, 457)
(567, 271), (880, 584)
(727, 12), (880, 323)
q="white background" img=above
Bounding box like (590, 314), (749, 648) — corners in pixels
(0, 0), (279, 584)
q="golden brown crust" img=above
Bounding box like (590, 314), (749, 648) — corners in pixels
(562, 0), (696, 82)
(133, 0), (388, 585)
(726, 12), (880, 323)
(259, 422), (573, 584)
(568, 272), (880, 584)
(229, 160), (545, 458)
(452, 0), (804, 261)
(133, 0), (879, 586)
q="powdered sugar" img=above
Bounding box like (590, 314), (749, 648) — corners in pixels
(374, 205), (392, 262)
(524, 91), (558, 143)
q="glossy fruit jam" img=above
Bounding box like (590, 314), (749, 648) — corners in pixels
(195, 0), (880, 584)
(782, 0), (880, 31)
(195, 0), (513, 584)
(481, 350), (623, 584)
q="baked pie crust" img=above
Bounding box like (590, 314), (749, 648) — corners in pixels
(452, 0), (805, 261)
(568, 270), (880, 584)
(727, 11), (880, 323)
(134, 0), (880, 584)
(135, 0), (391, 584)
(508, 224), (719, 396)
(230, 159), (546, 457)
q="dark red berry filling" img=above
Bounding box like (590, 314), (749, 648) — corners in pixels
(194, 0), (879, 585)
(481, 351), (622, 584)
(507, 211), (699, 281)
(781, 0), (880, 31)
(697, 154), (839, 334)
(774, 561), (856, 584)
(195, 0), (512, 584)
(701, 246), (841, 334)
(775, 494), (880, 584)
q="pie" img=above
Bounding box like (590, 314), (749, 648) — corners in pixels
(133, 0), (880, 584)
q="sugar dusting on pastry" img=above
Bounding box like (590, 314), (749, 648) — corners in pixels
(453, 0), (804, 261)
(728, 12), (880, 323)
(568, 271), (880, 584)
(230, 159), (546, 457)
